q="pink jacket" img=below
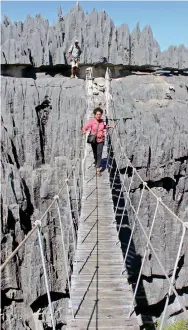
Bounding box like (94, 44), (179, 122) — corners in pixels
(82, 118), (108, 143)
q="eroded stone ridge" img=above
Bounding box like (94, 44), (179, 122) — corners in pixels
(1, 76), (86, 329)
(1, 3), (188, 69)
(107, 73), (188, 323)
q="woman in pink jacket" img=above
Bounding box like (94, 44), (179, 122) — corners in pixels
(82, 107), (114, 176)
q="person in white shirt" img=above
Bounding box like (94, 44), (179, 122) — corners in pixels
(68, 38), (82, 78)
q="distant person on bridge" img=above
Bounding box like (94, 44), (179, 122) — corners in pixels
(82, 107), (114, 177)
(68, 38), (82, 78)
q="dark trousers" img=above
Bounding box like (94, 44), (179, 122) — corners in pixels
(91, 142), (104, 168)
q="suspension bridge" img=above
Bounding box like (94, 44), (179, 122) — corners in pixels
(1, 68), (188, 330)
(66, 101), (139, 329)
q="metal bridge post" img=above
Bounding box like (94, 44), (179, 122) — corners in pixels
(72, 166), (80, 225)
(116, 168), (135, 242)
(159, 222), (188, 330)
(131, 197), (187, 315)
(82, 134), (88, 184)
(114, 159), (129, 219)
(79, 147), (84, 199)
(36, 220), (56, 330)
(54, 197), (75, 322)
(128, 198), (160, 318)
(106, 126), (116, 170)
(106, 142), (113, 170)
(111, 148), (123, 192)
(65, 178), (78, 276)
(108, 139), (121, 179)
(121, 182), (147, 274)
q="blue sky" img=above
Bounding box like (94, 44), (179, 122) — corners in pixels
(1, 1), (188, 51)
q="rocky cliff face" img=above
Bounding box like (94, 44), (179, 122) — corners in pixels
(107, 72), (188, 324)
(1, 3), (188, 69)
(1, 76), (86, 329)
(1, 72), (188, 329)
(1, 3), (188, 329)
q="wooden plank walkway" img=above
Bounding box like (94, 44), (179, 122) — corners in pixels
(66, 141), (139, 329)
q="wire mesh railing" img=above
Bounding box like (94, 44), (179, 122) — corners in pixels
(0, 69), (92, 330)
(1, 158), (80, 328)
(1, 66), (187, 330)
(1, 131), (90, 330)
(105, 67), (188, 330)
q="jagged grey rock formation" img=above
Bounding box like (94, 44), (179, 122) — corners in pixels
(1, 3), (188, 328)
(1, 67), (188, 329)
(1, 76), (86, 330)
(1, 4), (188, 69)
(107, 73), (188, 324)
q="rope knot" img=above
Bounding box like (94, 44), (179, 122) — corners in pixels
(53, 195), (59, 200)
(35, 220), (42, 227)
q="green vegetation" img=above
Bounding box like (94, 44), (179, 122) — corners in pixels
(140, 319), (188, 330)
(161, 319), (188, 330)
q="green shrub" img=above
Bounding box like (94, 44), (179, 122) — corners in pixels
(162, 319), (188, 330)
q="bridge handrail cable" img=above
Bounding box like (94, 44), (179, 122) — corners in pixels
(0, 156), (82, 272)
(105, 67), (188, 330)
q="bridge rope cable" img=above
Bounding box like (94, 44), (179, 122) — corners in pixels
(65, 177), (78, 276)
(73, 166), (80, 224)
(105, 67), (188, 330)
(110, 109), (184, 225)
(1, 155), (81, 271)
(55, 197), (75, 321)
(1, 137), (86, 328)
(107, 144), (188, 329)
(37, 223), (56, 330)
(105, 67), (185, 225)
(1, 67), (187, 329)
